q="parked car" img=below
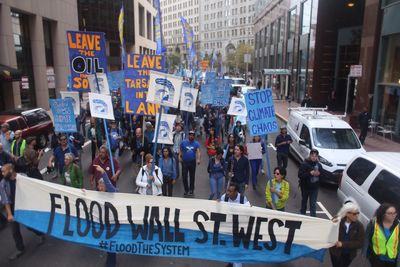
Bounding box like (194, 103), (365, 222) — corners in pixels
(287, 107), (365, 184)
(337, 152), (400, 226)
(0, 108), (53, 148)
(224, 77), (246, 96)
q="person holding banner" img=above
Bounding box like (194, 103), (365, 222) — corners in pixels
(89, 145), (121, 189)
(61, 153), (83, 189)
(0, 164), (45, 261)
(227, 145), (250, 194)
(135, 154), (163, 196)
(265, 167), (290, 211)
(159, 147), (176, 197)
(207, 147), (225, 200)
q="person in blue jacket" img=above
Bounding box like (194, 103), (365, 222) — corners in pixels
(159, 147), (176, 197)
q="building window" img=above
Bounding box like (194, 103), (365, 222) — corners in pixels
(288, 8), (297, 39)
(139, 4), (145, 37)
(301, 0), (312, 35)
(43, 20), (56, 99)
(147, 12), (152, 40)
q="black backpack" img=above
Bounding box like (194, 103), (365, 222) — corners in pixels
(224, 194), (245, 204)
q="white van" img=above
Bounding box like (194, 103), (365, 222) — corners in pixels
(337, 152), (400, 226)
(287, 107), (365, 184)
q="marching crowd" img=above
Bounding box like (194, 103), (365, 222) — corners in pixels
(0, 97), (399, 267)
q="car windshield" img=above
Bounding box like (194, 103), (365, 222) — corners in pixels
(312, 128), (361, 149)
(231, 79), (245, 85)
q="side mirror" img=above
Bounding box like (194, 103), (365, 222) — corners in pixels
(299, 139), (307, 146)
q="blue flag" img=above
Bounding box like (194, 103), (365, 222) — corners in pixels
(154, 0), (165, 55)
(180, 16), (196, 67)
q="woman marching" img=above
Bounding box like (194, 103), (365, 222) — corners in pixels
(135, 154), (163, 196)
(265, 167), (290, 211)
(159, 147), (176, 197)
(207, 147), (225, 200)
(329, 201), (364, 267)
(364, 203), (400, 267)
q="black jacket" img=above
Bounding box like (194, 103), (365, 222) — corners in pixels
(298, 158), (322, 189)
(130, 135), (150, 156)
(330, 218), (364, 260)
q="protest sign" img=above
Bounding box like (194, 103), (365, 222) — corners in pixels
(50, 99), (77, 133)
(66, 31), (108, 92)
(146, 71), (183, 108)
(152, 113), (177, 145)
(244, 89), (279, 136)
(180, 85), (198, 113)
(15, 175), (338, 264)
(123, 54), (165, 115)
(88, 73), (110, 95)
(205, 71), (217, 84)
(200, 84), (214, 105)
(246, 143), (263, 160)
(60, 91), (80, 116)
(213, 79), (231, 107)
(107, 71), (125, 92)
(88, 93), (115, 121)
(228, 97), (248, 117)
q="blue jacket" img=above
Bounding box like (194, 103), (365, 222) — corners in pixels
(159, 156), (177, 179)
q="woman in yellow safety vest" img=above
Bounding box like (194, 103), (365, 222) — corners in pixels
(364, 203), (400, 267)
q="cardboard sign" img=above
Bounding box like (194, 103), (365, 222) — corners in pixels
(88, 93), (115, 121)
(146, 71), (183, 108)
(50, 99), (77, 133)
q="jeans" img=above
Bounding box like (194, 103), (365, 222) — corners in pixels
(330, 252), (352, 267)
(106, 252), (116, 267)
(276, 152), (289, 169)
(300, 187), (318, 217)
(236, 182), (246, 194)
(182, 160), (196, 193)
(250, 159), (262, 185)
(11, 221), (43, 251)
(162, 176), (174, 197)
(209, 175), (224, 200)
(359, 126), (368, 145)
(174, 152), (180, 179)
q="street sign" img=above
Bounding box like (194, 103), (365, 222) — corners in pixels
(350, 65), (362, 77)
(244, 53), (251, 63)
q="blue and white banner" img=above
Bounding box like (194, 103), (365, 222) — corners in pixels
(88, 92), (115, 121)
(50, 99), (77, 133)
(146, 71), (183, 108)
(180, 16), (196, 66)
(152, 113), (177, 145)
(180, 85), (198, 113)
(154, 0), (165, 55)
(60, 91), (80, 116)
(66, 31), (108, 92)
(213, 79), (231, 107)
(107, 71), (125, 92)
(205, 71), (217, 84)
(200, 84), (214, 105)
(15, 176), (338, 263)
(244, 89), (279, 136)
(88, 73), (110, 95)
(228, 97), (248, 117)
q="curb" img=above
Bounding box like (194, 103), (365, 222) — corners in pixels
(275, 112), (288, 123)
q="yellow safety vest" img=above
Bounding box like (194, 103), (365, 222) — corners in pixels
(372, 222), (399, 259)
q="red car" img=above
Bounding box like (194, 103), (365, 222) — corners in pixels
(0, 108), (53, 148)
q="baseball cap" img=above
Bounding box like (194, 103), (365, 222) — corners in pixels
(189, 130), (195, 135)
(280, 124), (287, 129)
(310, 148), (319, 155)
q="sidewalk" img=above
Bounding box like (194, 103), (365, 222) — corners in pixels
(274, 100), (400, 152)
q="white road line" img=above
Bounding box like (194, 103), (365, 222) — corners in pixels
(317, 201), (333, 220)
(306, 211), (328, 214)
(83, 140), (91, 148)
(40, 168), (47, 175)
(268, 143), (277, 151)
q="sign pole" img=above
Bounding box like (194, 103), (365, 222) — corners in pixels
(344, 75), (351, 117)
(94, 72), (115, 176)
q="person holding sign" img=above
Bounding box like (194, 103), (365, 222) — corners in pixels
(265, 167), (290, 211)
(227, 145), (250, 194)
(135, 154), (163, 195)
(248, 136), (266, 190)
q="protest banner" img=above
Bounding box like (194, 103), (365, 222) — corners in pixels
(15, 175), (338, 264)
(66, 31), (108, 92)
(244, 89), (279, 136)
(88, 93), (115, 121)
(200, 84), (214, 105)
(205, 71), (217, 84)
(123, 54), (165, 115)
(146, 71), (183, 108)
(107, 71), (125, 92)
(246, 143), (263, 160)
(60, 91), (80, 116)
(228, 97), (248, 117)
(152, 113), (177, 145)
(50, 99), (77, 133)
(88, 73), (110, 95)
(180, 85), (198, 113)
(213, 79), (231, 107)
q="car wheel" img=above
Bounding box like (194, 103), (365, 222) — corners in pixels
(38, 134), (48, 149)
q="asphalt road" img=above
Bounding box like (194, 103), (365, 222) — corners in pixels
(0, 121), (368, 267)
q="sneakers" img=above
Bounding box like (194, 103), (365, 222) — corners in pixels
(189, 191), (194, 197)
(261, 169), (265, 175)
(184, 191), (188, 197)
(9, 250), (24, 261)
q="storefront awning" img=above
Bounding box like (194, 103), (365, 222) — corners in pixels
(0, 64), (21, 82)
(263, 69), (291, 75)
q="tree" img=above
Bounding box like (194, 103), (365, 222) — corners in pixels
(166, 52), (181, 70)
(234, 43), (254, 74)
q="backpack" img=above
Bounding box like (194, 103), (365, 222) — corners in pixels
(224, 194), (245, 204)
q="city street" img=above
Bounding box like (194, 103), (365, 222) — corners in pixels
(0, 121), (367, 267)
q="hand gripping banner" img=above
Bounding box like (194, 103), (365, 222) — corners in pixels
(14, 176), (338, 264)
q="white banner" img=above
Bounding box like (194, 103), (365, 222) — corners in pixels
(14, 175), (338, 263)
(153, 113), (177, 145)
(228, 97), (248, 117)
(60, 91), (80, 116)
(147, 71), (183, 108)
(246, 143), (263, 160)
(180, 85), (198, 113)
(88, 93), (115, 120)
(88, 73), (110, 95)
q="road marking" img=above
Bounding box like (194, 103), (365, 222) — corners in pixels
(83, 140), (91, 148)
(317, 201), (333, 220)
(268, 143), (277, 151)
(40, 168), (47, 175)
(44, 148), (50, 153)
